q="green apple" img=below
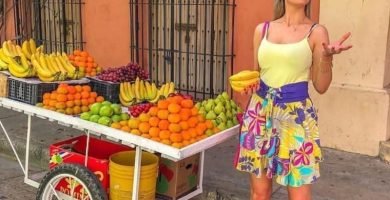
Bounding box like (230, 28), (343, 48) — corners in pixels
(80, 112), (91, 120)
(98, 116), (112, 126)
(120, 113), (130, 121)
(111, 115), (122, 123)
(90, 103), (102, 115)
(205, 111), (217, 120)
(102, 101), (112, 106)
(99, 105), (114, 117)
(111, 104), (122, 115)
(89, 115), (100, 123)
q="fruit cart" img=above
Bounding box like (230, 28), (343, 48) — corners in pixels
(0, 97), (239, 199)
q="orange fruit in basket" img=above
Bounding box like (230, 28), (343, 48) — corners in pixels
(81, 99), (89, 106)
(55, 102), (66, 110)
(141, 134), (151, 139)
(179, 108), (191, 121)
(111, 122), (121, 129)
(66, 94), (74, 101)
(65, 107), (74, 115)
(74, 99), (81, 106)
(86, 63), (94, 68)
(151, 137), (161, 142)
(93, 63), (98, 68)
(205, 120), (214, 129)
(197, 135), (207, 140)
(75, 85), (82, 92)
(196, 123), (207, 136)
(159, 130), (171, 140)
(157, 110), (169, 120)
(130, 129), (141, 135)
(182, 140), (190, 147)
(148, 106), (158, 116)
(82, 85), (92, 92)
(86, 67), (92, 73)
(191, 107), (198, 116)
(120, 120), (128, 126)
(73, 106), (81, 115)
(90, 71), (97, 77)
(56, 94), (67, 102)
(67, 86), (76, 94)
(80, 51), (89, 57)
(149, 117), (160, 127)
(81, 91), (90, 99)
(43, 99), (50, 106)
(188, 116), (198, 128)
(149, 127), (160, 138)
(57, 87), (68, 95)
(73, 50), (81, 56)
(81, 105), (89, 112)
(167, 103), (181, 114)
(157, 100), (169, 109)
(171, 143), (183, 149)
(121, 126), (131, 132)
(158, 120), (169, 130)
(139, 113), (150, 122)
(170, 133), (183, 143)
(213, 127), (220, 133)
(87, 97), (95, 104)
(189, 138), (197, 144)
(138, 122), (150, 133)
(66, 101), (74, 108)
(168, 123), (181, 133)
(179, 121), (189, 130)
(74, 93), (81, 100)
(197, 115), (205, 123)
(49, 100), (57, 107)
(166, 97), (178, 104)
(188, 128), (197, 138)
(68, 54), (75, 60)
(87, 56), (94, 63)
(181, 99), (194, 108)
(56, 109), (65, 114)
(96, 96), (104, 102)
(168, 114), (181, 123)
(79, 56), (87, 62)
(182, 130), (191, 140)
(58, 83), (68, 88)
(78, 62), (86, 68)
(50, 93), (57, 100)
(90, 92), (98, 98)
(43, 93), (51, 100)
(161, 139), (171, 145)
(173, 95), (184, 103)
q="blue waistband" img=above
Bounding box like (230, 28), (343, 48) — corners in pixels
(256, 80), (309, 103)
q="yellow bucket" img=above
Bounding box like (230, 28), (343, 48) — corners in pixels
(109, 151), (159, 200)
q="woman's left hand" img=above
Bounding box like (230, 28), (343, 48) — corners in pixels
(322, 32), (353, 56)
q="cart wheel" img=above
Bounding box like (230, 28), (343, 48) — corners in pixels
(36, 163), (108, 200)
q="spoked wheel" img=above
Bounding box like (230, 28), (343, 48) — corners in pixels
(36, 164), (107, 200)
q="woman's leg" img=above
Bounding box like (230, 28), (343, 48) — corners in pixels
(250, 172), (273, 200)
(287, 184), (312, 200)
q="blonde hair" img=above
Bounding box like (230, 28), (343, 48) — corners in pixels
(274, 0), (311, 20)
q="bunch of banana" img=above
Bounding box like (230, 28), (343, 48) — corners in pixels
(6, 43), (36, 78)
(21, 39), (38, 60)
(0, 49), (8, 70)
(150, 81), (176, 103)
(229, 70), (260, 92)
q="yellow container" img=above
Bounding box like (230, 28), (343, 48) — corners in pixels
(109, 151), (159, 200)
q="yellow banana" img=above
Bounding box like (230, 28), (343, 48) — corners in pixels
(230, 78), (259, 88)
(119, 95), (132, 107)
(134, 77), (141, 100)
(29, 39), (37, 53)
(126, 82), (135, 100)
(22, 41), (32, 59)
(163, 83), (170, 97)
(230, 84), (245, 92)
(144, 81), (152, 100)
(120, 82), (132, 102)
(168, 82), (175, 95)
(229, 70), (260, 82)
(0, 49), (10, 64)
(46, 55), (60, 73)
(150, 85), (163, 103)
(150, 83), (158, 100)
(0, 59), (7, 69)
(2, 41), (13, 57)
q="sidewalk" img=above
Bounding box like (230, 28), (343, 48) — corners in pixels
(1, 107), (390, 199)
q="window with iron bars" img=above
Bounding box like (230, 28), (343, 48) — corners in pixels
(12, 0), (84, 53)
(130, 0), (236, 101)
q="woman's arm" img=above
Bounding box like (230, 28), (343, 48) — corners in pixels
(310, 26), (352, 94)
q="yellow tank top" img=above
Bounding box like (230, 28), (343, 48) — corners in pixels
(258, 23), (316, 88)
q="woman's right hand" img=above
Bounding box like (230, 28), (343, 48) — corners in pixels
(242, 82), (260, 95)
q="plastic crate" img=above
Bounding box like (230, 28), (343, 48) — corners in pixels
(7, 77), (58, 105)
(88, 77), (120, 103)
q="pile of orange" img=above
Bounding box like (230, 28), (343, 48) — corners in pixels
(124, 95), (218, 149)
(40, 84), (105, 115)
(68, 50), (102, 77)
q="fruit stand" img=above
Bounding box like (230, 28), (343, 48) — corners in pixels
(0, 39), (242, 199)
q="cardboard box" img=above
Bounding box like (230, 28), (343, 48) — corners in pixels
(49, 135), (132, 195)
(156, 153), (200, 200)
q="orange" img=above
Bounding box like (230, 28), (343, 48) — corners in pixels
(171, 143), (183, 149)
(75, 85), (82, 92)
(80, 51), (89, 57)
(196, 123), (207, 136)
(139, 113), (150, 122)
(205, 120), (214, 129)
(81, 105), (89, 112)
(189, 138), (197, 144)
(58, 83), (69, 88)
(197, 135), (208, 140)
(169, 123), (181, 133)
(167, 103), (181, 114)
(49, 100), (57, 107)
(151, 137), (161, 142)
(90, 71), (97, 77)
(213, 127), (221, 133)
(121, 126), (131, 132)
(173, 95), (184, 103)
(148, 106), (159, 116)
(130, 129), (141, 135)
(50, 93), (57, 100)
(74, 99), (82, 106)
(120, 120), (128, 126)
(81, 99), (89, 106)
(67, 86), (76, 94)
(56, 94), (67, 102)
(55, 102), (66, 110)
(111, 122), (121, 129)
(159, 130), (171, 140)
(157, 100), (169, 109)
(181, 99), (194, 108)
(90, 92), (98, 98)
(86, 67), (92, 73)
(170, 133), (183, 143)
(179, 121), (189, 130)
(197, 115), (205, 123)
(81, 91), (90, 99)
(43, 99), (50, 106)
(57, 87), (68, 95)
(182, 140), (190, 147)
(86, 63), (94, 68)
(74, 93), (82, 100)
(68, 54), (75, 61)
(66, 101), (74, 108)
(157, 110), (169, 120)
(161, 139), (172, 145)
(168, 114), (181, 123)
(87, 56), (94, 63)
(179, 108), (191, 121)
(138, 122), (150, 133)
(158, 120), (169, 130)
(188, 128), (197, 138)
(96, 96), (104, 102)
(43, 93), (51, 100)
(82, 85), (92, 92)
(182, 130), (191, 140)
(188, 116), (199, 128)
(65, 107), (74, 115)
(66, 94), (75, 101)
(128, 118), (140, 129)
(149, 117), (160, 127)
(191, 107), (198, 116)
(167, 97), (179, 104)
(73, 106), (81, 115)
(141, 134), (151, 139)
(149, 127), (160, 138)
(87, 97), (95, 104)
(73, 50), (81, 56)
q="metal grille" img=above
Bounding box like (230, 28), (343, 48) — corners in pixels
(12, 0), (84, 53)
(130, 0), (236, 100)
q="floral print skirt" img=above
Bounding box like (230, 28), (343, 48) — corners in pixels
(234, 93), (323, 187)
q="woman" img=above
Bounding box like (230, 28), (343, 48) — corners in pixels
(234, 0), (352, 199)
